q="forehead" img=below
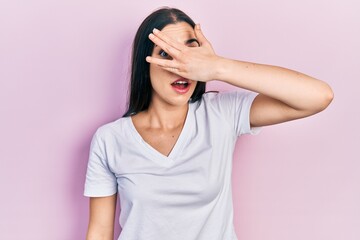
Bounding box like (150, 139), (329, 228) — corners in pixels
(161, 22), (195, 42)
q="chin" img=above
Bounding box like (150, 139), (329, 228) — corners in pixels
(167, 94), (192, 107)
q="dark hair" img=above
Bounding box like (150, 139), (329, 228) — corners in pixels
(122, 7), (206, 117)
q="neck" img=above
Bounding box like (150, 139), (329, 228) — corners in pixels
(146, 102), (189, 130)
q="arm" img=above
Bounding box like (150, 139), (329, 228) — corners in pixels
(146, 25), (334, 127)
(214, 58), (334, 127)
(86, 194), (117, 240)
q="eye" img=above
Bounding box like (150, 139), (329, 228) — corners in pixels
(188, 42), (200, 48)
(159, 50), (169, 58)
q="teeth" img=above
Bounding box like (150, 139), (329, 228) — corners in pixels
(173, 81), (188, 85)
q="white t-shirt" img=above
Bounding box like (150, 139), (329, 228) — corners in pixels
(84, 91), (260, 240)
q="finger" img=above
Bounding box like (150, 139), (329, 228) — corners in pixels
(149, 33), (179, 58)
(145, 56), (178, 69)
(152, 28), (184, 51)
(162, 66), (181, 74)
(194, 24), (210, 47)
(146, 56), (180, 74)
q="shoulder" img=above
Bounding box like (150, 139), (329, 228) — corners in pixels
(93, 117), (130, 141)
(199, 90), (256, 107)
(201, 90), (250, 100)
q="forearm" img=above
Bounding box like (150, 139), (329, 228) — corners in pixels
(86, 195), (117, 240)
(86, 225), (114, 240)
(213, 57), (333, 112)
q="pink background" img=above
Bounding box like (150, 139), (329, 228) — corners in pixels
(1, 1), (359, 239)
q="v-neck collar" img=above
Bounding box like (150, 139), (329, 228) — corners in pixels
(127, 102), (194, 167)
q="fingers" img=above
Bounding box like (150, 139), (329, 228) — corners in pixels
(152, 29), (183, 50)
(146, 56), (181, 75)
(146, 56), (178, 69)
(194, 24), (210, 47)
(148, 33), (177, 58)
(149, 28), (183, 58)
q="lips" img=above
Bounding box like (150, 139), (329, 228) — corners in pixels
(171, 78), (191, 94)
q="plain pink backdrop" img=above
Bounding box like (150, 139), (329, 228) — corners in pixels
(1, 1), (359, 239)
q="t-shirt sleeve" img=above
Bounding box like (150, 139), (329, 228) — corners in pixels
(209, 91), (261, 136)
(84, 130), (117, 197)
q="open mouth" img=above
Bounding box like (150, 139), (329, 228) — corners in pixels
(171, 78), (190, 89)
(170, 78), (191, 94)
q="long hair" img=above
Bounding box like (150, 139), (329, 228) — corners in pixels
(122, 7), (206, 117)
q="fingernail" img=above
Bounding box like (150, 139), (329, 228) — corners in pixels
(149, 33), (154, 39)
(196, 24), (201, 30)
(153, 28), (159, 33)
(145, 56), (151, 62)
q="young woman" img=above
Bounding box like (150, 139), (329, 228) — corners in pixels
(84, 7), (333, 240)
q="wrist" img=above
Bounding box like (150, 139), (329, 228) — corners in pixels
(212, 56), (225, 81)
(212, 56), (230, 81)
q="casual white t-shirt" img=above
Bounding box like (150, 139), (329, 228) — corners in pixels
(84, 91), (260, 240)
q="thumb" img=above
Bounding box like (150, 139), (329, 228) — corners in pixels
(195, 24), (210, 47)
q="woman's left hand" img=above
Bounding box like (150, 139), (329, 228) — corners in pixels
(146, 24), (220, 82)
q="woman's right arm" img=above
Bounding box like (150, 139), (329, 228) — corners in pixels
(86, 194), (117, 240)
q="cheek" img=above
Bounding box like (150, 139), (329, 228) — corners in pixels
(150, 64), (162, 81)
(150, 63), (173, 80)
(149, 64), (169, 90)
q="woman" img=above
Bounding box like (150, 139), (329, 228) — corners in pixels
(84, 7), (333, 240)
